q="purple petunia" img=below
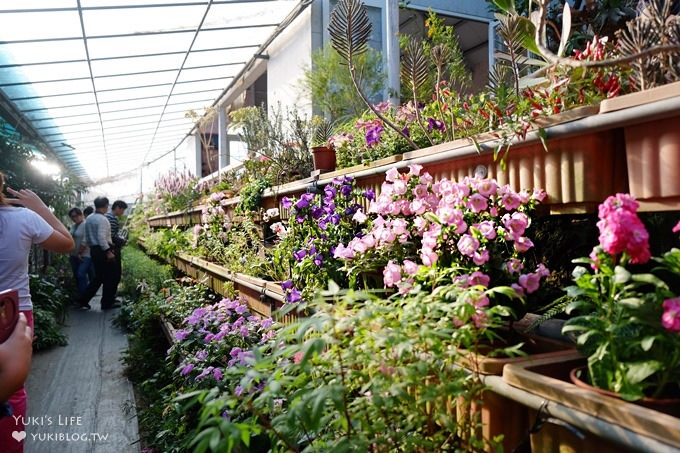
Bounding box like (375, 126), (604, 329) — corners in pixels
(366, 125), (384, 146)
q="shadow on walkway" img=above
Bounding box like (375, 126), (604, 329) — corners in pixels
(24, 296), (140, 453)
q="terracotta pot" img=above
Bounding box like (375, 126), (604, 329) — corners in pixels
(569, 366), (680, 417)
(312, 145), (336, 172)
(624, 115), (680, 202)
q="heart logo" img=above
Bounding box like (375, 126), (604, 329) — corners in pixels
(12, 430), (26, 442)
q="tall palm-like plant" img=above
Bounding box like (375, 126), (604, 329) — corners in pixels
(328, 0), (419, 150)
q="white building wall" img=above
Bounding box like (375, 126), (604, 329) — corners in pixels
(266, 7), (313, 117)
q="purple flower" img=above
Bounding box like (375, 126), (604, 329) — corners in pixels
(314, 254), (324, 266)
(287, 288), (302, 303)
(341, 184), (353, 197)
(366, 125), (384, 146)
(213, 368), (223, 380)
(174, 329), (191, 341)
(235, 304), (247, 315)
(296, 193), (315, 209)
(281, 197), (293, 210)
(281, 280), (293, 290)
(427, 118), (445, 131)
(311, 206), (324, 219)
(293, 249), (307, 261)
(180, 363), (194, 376)
(364, 189), (375, 201)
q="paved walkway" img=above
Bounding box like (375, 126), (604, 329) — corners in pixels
(24, 296), (140, 453)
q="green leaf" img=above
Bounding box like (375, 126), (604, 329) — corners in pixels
(631, 272), (669, 289)
(618, 297), (645, 309)
(492, 0), (516, 14)
(640, 335), (655, 351)
(557, 3), (571, 57)
(517, 17), (541, 56)
(626, 361), (662, 384)
(613, 266), (631, 284)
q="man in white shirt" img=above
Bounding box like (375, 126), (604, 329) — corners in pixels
(78, 197), (119, 310)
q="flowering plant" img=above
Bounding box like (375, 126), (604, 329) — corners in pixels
(169, 296), (277, 388)
(560, 194), (680, 401)
(277, 176), (374, 303)
(334, 165), (550, 318)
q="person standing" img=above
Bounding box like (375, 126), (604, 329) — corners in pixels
(0, 172), (74, 452)
(78, 197), (119, 310)
(67, 207), (91, 298)
(82, 205), (96, 282)
(105, 200), (127, 299)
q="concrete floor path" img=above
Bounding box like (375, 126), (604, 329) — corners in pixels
(24, 296), (141, 453)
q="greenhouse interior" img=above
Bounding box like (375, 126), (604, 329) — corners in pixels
(0, 0), (679, 452)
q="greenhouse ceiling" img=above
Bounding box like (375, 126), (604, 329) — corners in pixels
(0, 0), (306, 184)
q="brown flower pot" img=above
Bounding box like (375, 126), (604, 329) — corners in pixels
(624, 115), (680, 202)
(569, 366), (680, 418)
(312, 145), (336, 173)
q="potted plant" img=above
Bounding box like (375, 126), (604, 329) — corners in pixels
(549, 194), (680, 412)
(311, 117), (336, 173)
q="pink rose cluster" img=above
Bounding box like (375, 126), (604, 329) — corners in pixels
(335, 164), (549, 296)
(595, 193), (650, 264)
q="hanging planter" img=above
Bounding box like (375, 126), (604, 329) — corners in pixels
(503, 355), (680, 451)
(569, 366), (680, 418)
(624, 114), (680, 204)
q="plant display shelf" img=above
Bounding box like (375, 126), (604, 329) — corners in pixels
(502, 354), (680, 452)
(147, 95), (680, 232)
(170, 251), (289, 321)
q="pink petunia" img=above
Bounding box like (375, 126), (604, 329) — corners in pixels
(662, 298), (680, 332)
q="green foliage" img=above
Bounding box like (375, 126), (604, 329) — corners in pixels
(301, 44), (386, 123)
(142, 227), (192, 262)
(229, 104), (314, 187)
(119, 245), (173, 300)
(235, 178), (270, 215)
(0, 124), (86, 218)
(178, 286), (505, 452)
(29, 273), (71, 350)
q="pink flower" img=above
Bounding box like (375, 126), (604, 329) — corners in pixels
(503, 212), (529, 240)
(505, 258), (523, 274)
(501, 192), (521, 211)
(474, 220), (496, 240)
(420, 247), (439, 267)
(353, 209), (367, 223)
(402, 260), (419, 276)
(662, 298), (680, 332)
(467, 193), (488, 213)
(408, 164), (423, 176)
(473, 249), (490, 265)
(673, 221), (680, 234)
(468, 271), (490, 287)
(457, 234), (480, 257)
(518, 272), (542, 294)
(514, 236), (534, 253)
(475, 179), (498, 198)
(385, 167), (400, 182)
(390, 178), (405, 195)
(383, 261), (402, 287)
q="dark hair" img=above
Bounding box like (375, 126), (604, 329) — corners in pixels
(68, 207), (83, 218)
(94, 196), (109, 209)
(83, 206), (94, 216)
(112, 200), (128, 210)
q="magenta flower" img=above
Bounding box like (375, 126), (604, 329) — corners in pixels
(467, 193), (488, 213)
(662, 298), (680, 332)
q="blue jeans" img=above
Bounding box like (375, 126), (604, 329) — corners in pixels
(70, 255), (92, 297)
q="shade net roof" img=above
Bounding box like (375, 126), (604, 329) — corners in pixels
(0, 0), (303, 184)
